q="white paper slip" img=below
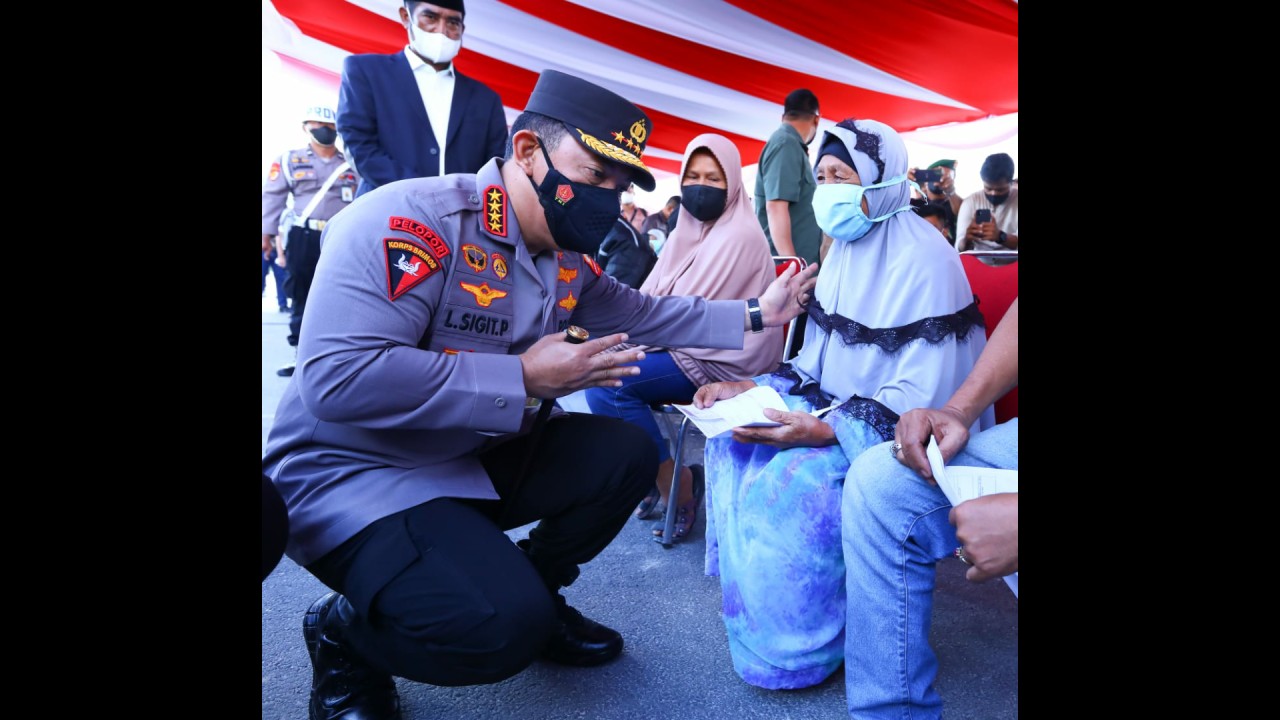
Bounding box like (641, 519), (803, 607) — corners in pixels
(673, 385), (790, 438)
(926, 435), (1019, 598)
(926, 436), (1018, 507)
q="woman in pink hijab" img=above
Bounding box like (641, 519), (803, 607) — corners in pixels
(585, 133), (783, 542)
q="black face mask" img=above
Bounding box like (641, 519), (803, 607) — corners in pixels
(527, 141), (621, 255)
(985, 192), (1010, 206)
(680, 184), (728, 223)
(309, 127), (338, 146)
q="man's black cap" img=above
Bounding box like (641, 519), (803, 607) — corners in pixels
(524, 69), (655, 191)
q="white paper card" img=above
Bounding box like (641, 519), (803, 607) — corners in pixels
(926, 436), (1019, 597)
(672, 385), (791, 438)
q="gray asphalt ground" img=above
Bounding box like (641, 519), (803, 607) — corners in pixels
(261, 297), (1018, 719)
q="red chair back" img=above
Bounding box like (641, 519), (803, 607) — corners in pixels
(772, 256), (807, 362)
(959, 254), (1018, 423)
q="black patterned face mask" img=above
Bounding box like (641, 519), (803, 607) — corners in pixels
(527, 140), (621, 255)
(309, 126), (337, 146)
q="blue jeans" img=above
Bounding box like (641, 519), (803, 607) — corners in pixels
(841, 418), (1018, 719)
(261, 248), (289, 309)
(582, 351), (697, 464)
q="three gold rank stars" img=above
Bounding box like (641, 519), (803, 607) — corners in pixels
(486, 188), (504, 234)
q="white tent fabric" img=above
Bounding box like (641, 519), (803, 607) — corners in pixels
(262, 0), (1017, 201)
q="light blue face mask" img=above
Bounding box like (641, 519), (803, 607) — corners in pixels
(812, 173), (913, 242)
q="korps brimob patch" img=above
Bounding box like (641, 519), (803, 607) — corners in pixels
(385, 238), (442, 300)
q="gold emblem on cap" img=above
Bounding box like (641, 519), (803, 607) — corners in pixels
(575, 128), (650, 175)
(629, 120), (647, 144)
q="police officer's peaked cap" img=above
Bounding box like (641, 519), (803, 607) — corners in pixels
(525, 70), (655, 191)
(302, 105), (337, 124)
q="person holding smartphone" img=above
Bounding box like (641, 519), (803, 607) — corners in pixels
(908, 159), (961, 242)
(956, 152), (1019, 266)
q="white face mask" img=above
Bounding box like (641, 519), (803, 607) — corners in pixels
(620, 192), (635, 205)
(409, 26), (461, 64)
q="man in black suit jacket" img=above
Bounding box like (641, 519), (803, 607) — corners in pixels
(338, 0), (507, 198)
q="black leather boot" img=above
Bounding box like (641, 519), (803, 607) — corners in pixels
(541, 594), (624, 667)
(514, 539), (623, 667)
(514, 535), (624, 666)
(303, 592), (402, 720)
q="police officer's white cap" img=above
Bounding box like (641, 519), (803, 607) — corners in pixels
(302, 105), (337, 124)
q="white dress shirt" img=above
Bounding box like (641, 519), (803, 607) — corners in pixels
(404, 47), (455, 177)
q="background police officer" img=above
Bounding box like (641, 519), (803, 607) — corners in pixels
(261, 104), (360, 376)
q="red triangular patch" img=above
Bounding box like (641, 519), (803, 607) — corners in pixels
(384, 238), (442, 300)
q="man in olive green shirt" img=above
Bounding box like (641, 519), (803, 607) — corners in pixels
(754, 89), (822, 266)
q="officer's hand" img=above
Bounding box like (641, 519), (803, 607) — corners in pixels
(758, 261), (819, 328)
(520, 332), (643, 399)
(275, 251), (287, 269)
(262, 234), (275, 256)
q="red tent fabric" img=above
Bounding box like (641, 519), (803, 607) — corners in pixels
(264, 0), (1017, 178)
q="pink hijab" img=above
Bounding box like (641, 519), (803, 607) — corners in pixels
(631, 133), (783, 386)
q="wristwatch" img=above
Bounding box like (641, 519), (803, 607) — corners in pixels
(996, 230), (1008, 246)
(746, 298), (764, 334)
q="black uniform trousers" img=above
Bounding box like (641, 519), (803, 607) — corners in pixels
(261, 473), (289, 582)
(306, 413), (656, 687)
(283, 225), (323, 347)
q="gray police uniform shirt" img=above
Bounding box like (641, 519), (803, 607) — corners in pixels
(263, 157), (746, 566)
(261, 146), (360, 236)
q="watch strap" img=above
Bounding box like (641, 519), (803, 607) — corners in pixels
(747, 298), (764, 334)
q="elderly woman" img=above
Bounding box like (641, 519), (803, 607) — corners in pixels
(696, 118), (995, 689)
(585, 133), (783, 542)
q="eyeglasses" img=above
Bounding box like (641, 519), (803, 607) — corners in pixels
(420, 10), (464, 35)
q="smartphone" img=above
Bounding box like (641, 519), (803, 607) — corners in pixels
(915, 168), (941, 185)
(974, 208), (992, 224)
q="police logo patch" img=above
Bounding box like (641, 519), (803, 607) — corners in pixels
(268, 162), (280, 181)
(583, 255), (603, 277)
(558, 291), (578, 313)
(388, 217), (450, 259)
(556, 184), (574, 205)
(460, 281), (509, 308)
(462, 244), (487, 273)
(491, 253), (508, 280)
(558, 266), (578, 284)
(483, 185), (507, 237)
(384, 238), (442, 301)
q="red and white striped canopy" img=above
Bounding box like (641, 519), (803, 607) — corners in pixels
(263, 0), (1017, 180)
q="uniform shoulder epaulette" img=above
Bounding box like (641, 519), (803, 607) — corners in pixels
(417, 185), (484, 219)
